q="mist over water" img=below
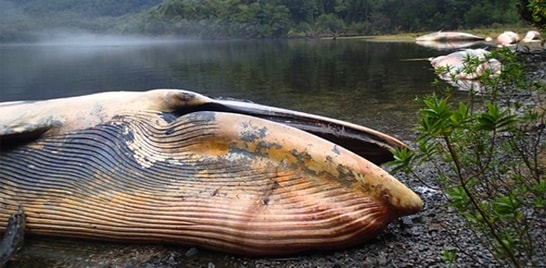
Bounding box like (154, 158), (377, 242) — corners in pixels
(31, 31), (189, 47)
(1, 29), (188, 47)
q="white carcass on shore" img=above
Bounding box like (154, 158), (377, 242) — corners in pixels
(428, 48), (502, 81)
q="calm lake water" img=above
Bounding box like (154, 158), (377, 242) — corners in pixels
(0, 38), (471, 266)
(0, 38), (465, 139)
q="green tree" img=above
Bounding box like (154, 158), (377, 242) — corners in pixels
(315, 13), (344, 34)
(518, 0), (546, 30)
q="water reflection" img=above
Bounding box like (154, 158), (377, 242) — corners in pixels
(444, 78), (484, 92)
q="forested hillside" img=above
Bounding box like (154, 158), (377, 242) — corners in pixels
(134, 0), (523, 38)
(9, 0), (161, 17)
(0, 0), (544, 41)
(0, 0), (162, 41)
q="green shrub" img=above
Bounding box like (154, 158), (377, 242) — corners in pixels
(389, 48), (546, 267)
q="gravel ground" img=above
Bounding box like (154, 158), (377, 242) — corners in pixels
(5, 50), (546, 268)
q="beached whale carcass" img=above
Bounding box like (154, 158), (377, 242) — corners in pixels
(416, 31), (491, 42)
(496, 31), (521, 46)
(0, 89), (423, 256)
(428, 48), (502, 80)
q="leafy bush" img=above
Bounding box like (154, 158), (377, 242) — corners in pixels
(389, 48), (546, 267)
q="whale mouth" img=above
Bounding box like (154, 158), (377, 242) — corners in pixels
(167, 96), (408, 166)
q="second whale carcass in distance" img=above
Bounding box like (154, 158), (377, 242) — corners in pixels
(496, 31), (521, 46)
(0, 89), (423, 255)
(416, 31), (491, 42)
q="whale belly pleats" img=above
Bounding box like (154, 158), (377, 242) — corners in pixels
(1, 111), (390, 255)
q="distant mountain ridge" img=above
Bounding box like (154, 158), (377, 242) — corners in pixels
(4, 0), (163, 17)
